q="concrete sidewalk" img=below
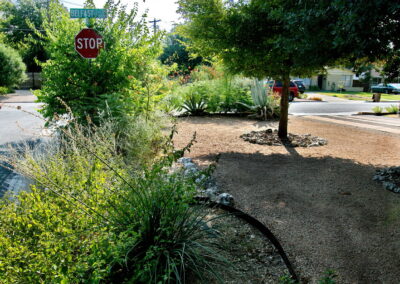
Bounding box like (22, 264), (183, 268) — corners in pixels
(0, 90), (37, 103)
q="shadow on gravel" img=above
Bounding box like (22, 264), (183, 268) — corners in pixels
(0, 138), (45, 197)
(197, 151), (400, 283)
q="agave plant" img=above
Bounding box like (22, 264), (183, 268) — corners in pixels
(239, 79), (279, 120)
(181, 88), (208, 116)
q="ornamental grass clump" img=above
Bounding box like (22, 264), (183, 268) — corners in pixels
(385, 105), (399, 114)
(0, 117), (226, 283)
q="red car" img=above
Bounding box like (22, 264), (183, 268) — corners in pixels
(266, 80), (299, 102)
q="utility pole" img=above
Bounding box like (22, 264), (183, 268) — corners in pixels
(149, 18), (161, 34)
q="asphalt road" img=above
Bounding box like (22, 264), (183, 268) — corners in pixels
(289, 101), (400, 115)
(0, 102), (44, 196)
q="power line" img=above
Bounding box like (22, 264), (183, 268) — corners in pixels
(0, 28), (45, 32)
(61, 0), (84, 7)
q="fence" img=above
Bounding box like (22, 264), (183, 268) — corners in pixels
(19, 72), (42, 89)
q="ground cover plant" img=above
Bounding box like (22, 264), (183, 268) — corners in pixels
(0, 115), (228, 283)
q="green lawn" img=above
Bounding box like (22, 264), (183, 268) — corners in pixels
(306, 91), (400, 101)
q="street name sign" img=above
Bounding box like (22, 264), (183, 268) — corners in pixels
(70, 8), (107, 19)
(75, 28), (104, 59)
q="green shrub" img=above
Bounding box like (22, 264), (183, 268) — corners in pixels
(0, 119), (224, 283)
(0, 86), (11, 95)
(372, 106), (383, 114)
(0, 44), (27, 89)
(385, 104), (399, 114)
(35, 1), (169, 125)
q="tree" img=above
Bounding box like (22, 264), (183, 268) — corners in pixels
(0, 0), (48, 72)
(159, 33), (203, 73)
(382, 51), (400, 82)
(36, 0), (167, 124)
(0, 43), (27, 88)
(177, 0), (400, 138)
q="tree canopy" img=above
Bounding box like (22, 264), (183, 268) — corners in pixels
(0, 0), (49, 72)
(177, 0), (400, 137)
(159, 33), (203, 73)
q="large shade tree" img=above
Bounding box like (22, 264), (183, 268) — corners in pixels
(159, 33), (203, 73)
(177, 0), (400, 138)
(0, 0), (49, 72)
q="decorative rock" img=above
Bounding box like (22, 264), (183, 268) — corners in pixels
(183, 162), (197, 169)
(240, 129), (328, 148)
(177, 157), (192, 164)
(195, 174), (207, 185)
(205, 187), (219, 199)
(184, 167), (199, 176)
(217, 193), (234, 206)
(374, 167), (400, 193)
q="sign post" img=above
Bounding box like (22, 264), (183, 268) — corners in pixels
(70, 8), (107, 59)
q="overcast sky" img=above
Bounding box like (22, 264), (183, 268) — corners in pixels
(62, 0), (181, 32)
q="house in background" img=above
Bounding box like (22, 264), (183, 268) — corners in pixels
(294, 67), (383, 92)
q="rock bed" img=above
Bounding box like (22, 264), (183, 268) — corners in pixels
(373, 166), (400, 193)
(240, 129), (328, 147)
(175, 157), (235, 206)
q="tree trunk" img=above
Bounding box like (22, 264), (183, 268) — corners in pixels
(278, 74), (290, 139)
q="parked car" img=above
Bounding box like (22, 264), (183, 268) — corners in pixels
(371, 83), (400, 94)
(293, 80), (306, 94)
(266, 80), (299, 101)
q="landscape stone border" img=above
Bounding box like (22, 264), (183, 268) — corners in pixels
(240, 129), (328, 147)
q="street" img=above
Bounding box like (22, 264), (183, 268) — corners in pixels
(290, 100), (400, 115)
(0, 92), (44, 196)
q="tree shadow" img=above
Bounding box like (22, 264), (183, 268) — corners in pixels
(196, 151), (400, 283)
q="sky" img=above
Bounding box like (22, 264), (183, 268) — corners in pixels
(62, 0), (181, 32)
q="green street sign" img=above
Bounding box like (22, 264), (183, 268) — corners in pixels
(70, 8), (107, 19)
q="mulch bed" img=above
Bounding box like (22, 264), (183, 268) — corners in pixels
(240, 129), (328, 147)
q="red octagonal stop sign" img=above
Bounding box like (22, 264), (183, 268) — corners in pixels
(75, 28), (104, 59)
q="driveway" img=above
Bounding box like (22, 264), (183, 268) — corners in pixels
(174, 116), (400, 283)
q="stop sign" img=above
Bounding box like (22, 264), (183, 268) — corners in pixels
(75, 28), (104, 59)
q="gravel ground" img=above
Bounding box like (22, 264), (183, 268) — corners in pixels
(173, 115), (400, 283)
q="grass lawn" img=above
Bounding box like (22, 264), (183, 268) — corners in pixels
(306, 91), (400, 101)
